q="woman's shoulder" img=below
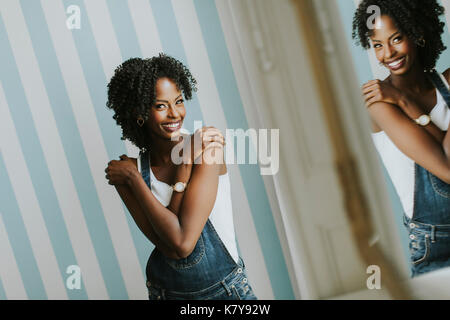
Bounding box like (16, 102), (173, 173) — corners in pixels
(129, 157), (138, 170)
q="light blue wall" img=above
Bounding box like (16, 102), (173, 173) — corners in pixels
(335, 0), (450, 262)
(0, 0), (294, 299)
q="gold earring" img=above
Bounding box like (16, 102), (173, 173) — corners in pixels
(417, 37), (426, 48)
(137, 116), (144, 127)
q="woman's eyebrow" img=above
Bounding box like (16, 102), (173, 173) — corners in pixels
(155, 94), (182, 103)
(388, 31), (401, 40)
(372, 31), (401, 43)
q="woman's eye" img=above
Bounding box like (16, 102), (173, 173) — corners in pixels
(176, 99), (184, 105)
(393, 36), (402, 43)
(373, 43), (382, 49)
(155, 104), (166, 110)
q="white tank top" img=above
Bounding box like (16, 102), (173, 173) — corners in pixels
(372, 84), (450, 218)
(137, 154), (240, 263)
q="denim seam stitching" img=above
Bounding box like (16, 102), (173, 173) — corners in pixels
(153, 266), (243, 297)
(428, 172), (450, 198)
(412, 234), (430, 265)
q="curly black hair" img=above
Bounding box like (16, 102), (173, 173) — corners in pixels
(106, 53), (197, 151)
(352, 0), (447, 70)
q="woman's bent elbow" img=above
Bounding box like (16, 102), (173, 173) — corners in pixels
(175, 241), (195, 259)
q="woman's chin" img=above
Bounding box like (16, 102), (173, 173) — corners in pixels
(169, 130), (182, 140)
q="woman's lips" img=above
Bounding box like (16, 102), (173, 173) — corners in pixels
(386, 57), (406, 71)
(161, 121), (182, 132)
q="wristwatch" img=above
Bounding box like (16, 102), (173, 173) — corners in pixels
(172, 182), (187, 193)
(415, 114), (431, 126)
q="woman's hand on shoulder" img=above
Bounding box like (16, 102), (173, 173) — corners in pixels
(362, 79), (402, 108)
(181, 126), (225, 164)
(105, 155), (139, 186)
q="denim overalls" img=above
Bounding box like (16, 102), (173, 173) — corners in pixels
(403, 71), (450, 277)
(140, 151), (257, 300)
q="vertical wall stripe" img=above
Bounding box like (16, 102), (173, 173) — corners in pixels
(0, 152), (46, 299)
(148, 0), (204, 132)
(41, 0), (126, 299)
(18, 1), (113, 300)
(42, 0), (142, 299)
(0, 82), (69, 299)
(105, 0), (141, 61)
(128, 0), (163, 57)
(0, 12), (83, 299)
(0, 213), (28, 299)
(22, 0), (139, 299)
(194, 0), (295, 300)
(171, 0), (274, 299)
(3, 0), (109, 299)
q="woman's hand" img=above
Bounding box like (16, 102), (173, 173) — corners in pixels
(362, 79), (402, 108)
(105, 155), (138, 186)
(180, 126), (225, 164)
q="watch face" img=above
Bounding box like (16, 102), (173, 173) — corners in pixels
(418, 115), (431, 126)
(174, 182), (185, 192)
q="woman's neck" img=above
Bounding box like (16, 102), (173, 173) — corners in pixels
(389, 62), (433, 94)
(148, 133), (181, 166)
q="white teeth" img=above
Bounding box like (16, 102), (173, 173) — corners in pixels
(163, 122), (180, 128)
(388, 57), (405, 67)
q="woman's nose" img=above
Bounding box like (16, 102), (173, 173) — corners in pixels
(167, 104), (179, 118)
(384, 44), (395, 59)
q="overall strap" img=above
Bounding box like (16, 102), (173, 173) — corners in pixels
(140, 150), (152, 190)
(427, 70), (450, 108)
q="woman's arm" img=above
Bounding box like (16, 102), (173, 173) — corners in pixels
(165, 128), (225, 216)
(114, 184), (182, 259)
(363, 79), (445, 142)
(125, 145), (224, 258)
(368, 101), (450, 183)
(395, 96), (445, 143)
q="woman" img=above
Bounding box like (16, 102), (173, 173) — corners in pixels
(104, 54), (257, 299)
(352, 0), (450, 277)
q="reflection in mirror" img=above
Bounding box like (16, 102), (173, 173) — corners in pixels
(350, 0), (450, 278)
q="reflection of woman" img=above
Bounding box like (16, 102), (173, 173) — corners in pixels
(352, 0), (450, 277)
(104, 54), (257, 299)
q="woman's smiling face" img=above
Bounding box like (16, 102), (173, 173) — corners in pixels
(146, 77), (186, 141)
(370, 15), (419, 75)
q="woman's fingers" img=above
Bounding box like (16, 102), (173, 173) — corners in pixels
(203, 134), (225, 145)
(366, 95), (381, 107)
(362, 83), (379, 95)
(362, 79), (380, 89)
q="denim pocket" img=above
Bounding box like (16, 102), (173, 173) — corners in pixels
(410, 232), (430, 265)
(429, 173), (450, 198)
(165, 234), (205, 270)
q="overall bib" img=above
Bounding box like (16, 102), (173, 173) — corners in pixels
(140, 151), (257, 300)
(403, 70), (450, 277)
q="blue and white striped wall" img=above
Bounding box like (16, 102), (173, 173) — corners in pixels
(336, 0), (450, 260)
(0, 0), (295, 300)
